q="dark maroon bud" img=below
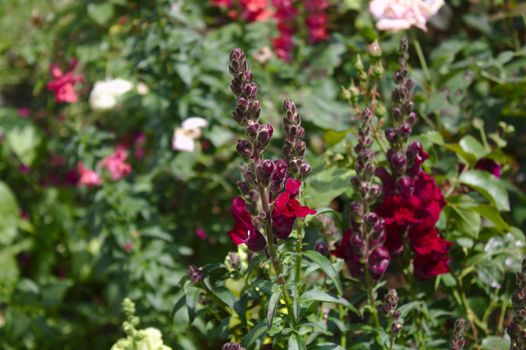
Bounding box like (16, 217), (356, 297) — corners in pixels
(391, 90), (401, 103)
(289, 158), (302, 173)
(256, 124), (273, 148)
(369, 246), (390, 279)
(257, 159), (274, 184)
(392, 107), (402, 120)
(243, 83), (258, 99)
(246, 123), (259, 138)
(359, 182), (369, 195)
(350, 201), (363, 216)
(372, 218), (385, 234)
(403, 101), (414, 113)
(350, 176), (361, 189)
(315, 242), (330, 256)
(283, 99), (297, 115)
(407, 141), (423, 155)
(397, 176), (414, 197)
(230, 81), (242, 96)
(241, 71), (254, 83)
(237, 181), (250, 194)
(274, 159), (288, 172)
(363, 137), (373, 147)
(364, 212), (379, 225)
(299, 161), (311, 177)
(369, 184), (381, 197)
(385, 128), (397, 142)
(188, 265), (204, 283)
(249, 100), (261, 118)
(236, 139), (252, 158)
(293, 140), (306, 156)
(364, 163), (376, 176)
(237, 97), (249, 112)
(233, 108), (245, 124)
(393, 72), (403, 84)
(399, 123), (412, 137)
(392, 310), (401, 319)
(391, 322), (402, 334)
(405, 78), (414, 90)
(407, 112), (417, 125)
(350, 232), (365, 255)
(243, 168), (257, 185)
(390, 152), (407, 170)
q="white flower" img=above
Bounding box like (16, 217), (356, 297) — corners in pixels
(369, 0), (445, 32)
(172, 117), (208, 152)
(136, 82), (150, 95)
(89, 78), (134, 110)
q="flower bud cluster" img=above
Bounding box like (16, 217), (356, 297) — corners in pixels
(230, 48), (272, 159)
(382, 289), (402, 336)
(282, 99), (310, 177)
(450, 318), (466, 350)
(349, 107), (389, 280)
(508, 257), (526, 350)
(188, 265), (204, 283)
(222, 343), (245, 350)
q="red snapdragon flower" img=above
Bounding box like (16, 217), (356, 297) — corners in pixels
(475, 158), (502, 178)
(100, 146), (132, 180)
(271, 179), (315, 239)
(47, 59), (84, 103)
(228, 197), (266, 251)
(375, 170), (452, 279)
(304, 0), (329, 43)
(272, 0), (297, 62)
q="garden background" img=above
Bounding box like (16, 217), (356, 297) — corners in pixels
(0, 0), (525, 349)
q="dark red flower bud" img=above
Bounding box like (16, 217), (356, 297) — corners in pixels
(233, 108), (245, 124)
(243, 83), (258, 99)
(246, 123), (259, 138)
(385, 128), (397, 142)
(257, 159), (274, 184)
(293, 139), (306, 156)
(397, 176), (414, 197)
(256, 124), (273, 149)
(369, 183), (382, 197)
(237, 96), (249, 112)
(299, 161), (311, 177)
(188, 265), (204, 283)
(407, 111), (417, 125)
(350, 201), (364, 216)
(390, 152), (407, 171)
(236, 139), (252, 158)
(364, 212), (379, 225)
(403, 101), (414, 113)
(241, 71), (254, 83)
(391, 322), (402, 334)
(392, 107), (402, 120)
(249, 100), (261, 118)
(315, 242), (330, 256)
(393, 72), (403, 84)
(399, 123), (412, 137)
(351, 176), (361, 189)
(369, 246), (390, 279)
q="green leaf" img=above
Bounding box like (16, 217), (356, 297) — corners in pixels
(471, 205), (510, 232)
(267, 288), (282, 329)
(481, 336), (510, 350)
(303, 250), (342, 295)
(241, 320), (267, 348)
(300, 290), (358, 315)
(304, 207), (341, 225)
(185, 285), (201, 323)
(288, 333), (307, 350)
(459, 170), (510, 211)
(0, 181), (19, 245)
(449, 206), (481, 238)
(87, 3), (114, 26)
(5, 123), (41, 166)
(459, 135), (488, 159)
(305, 167), (354, 208)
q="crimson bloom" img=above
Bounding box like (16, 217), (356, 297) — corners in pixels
(271, 179), (315, 239)
(228, 197), (266, 251)
(100, 146), (132, 180)
(47, 59), (84, 103)
(475, 158), (502, 178)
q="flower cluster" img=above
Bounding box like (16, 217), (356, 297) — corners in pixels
(305, 0), (329, 43)
(282, 99), (310, 176)
(272, 0), (297, 62)
(210, 0), (272, 22)
(508, 258), (526, 350)
(334, 107), (389, 280)
(47, 59), (84, 103)
(100, 146), (132, 180)
(89, 78), (134, 110)
(369, 0), (445, 32)
(374, 38), (452, 279)
(227, 48), (314, 251)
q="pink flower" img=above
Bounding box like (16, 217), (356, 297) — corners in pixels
(77, 162), (101, 187)
(133, 133), (147, 159)
(100, 146), (132, 180)
(369, 0), (445, 32)
(196, 229), (208, 240)
(18, 107), (30, 118)
(47, 59), (84, 103)
(305, 0), (329, 43)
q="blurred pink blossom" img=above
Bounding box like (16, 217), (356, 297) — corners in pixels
(196, 229), (208, 240)
(18, 107), (30, 118)
(133, 133), (147, 159)
(100, 146), (132, 180)
(77, 162), (101, 187)
(47, 59), (84, 103)
(369, 0), (444, 32)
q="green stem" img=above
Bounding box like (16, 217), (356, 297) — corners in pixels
(295, 219), (304, 284)
(258, 183), (296, 326)
(411, 32), (431, 85)
(364, 266), (380, 328)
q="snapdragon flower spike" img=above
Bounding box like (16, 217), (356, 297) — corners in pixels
(282, 99), (310, 177)
(227, 197), (266, 251)
(450, 319), (466, 350)
(508, 257), (526, 350)
(374, 38), (452, 279)
(271, 178), (315, 239)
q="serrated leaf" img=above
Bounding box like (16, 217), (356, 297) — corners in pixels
(459, 170), (510, 211)
(303, 250), (342, 295)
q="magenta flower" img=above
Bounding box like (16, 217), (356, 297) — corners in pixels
(475, 158), (502, 178)
(18, 107), (30, 118)
(77, 162), (101, 187)
(47, 59), (84, 103)
(100, 146), (132, 180)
